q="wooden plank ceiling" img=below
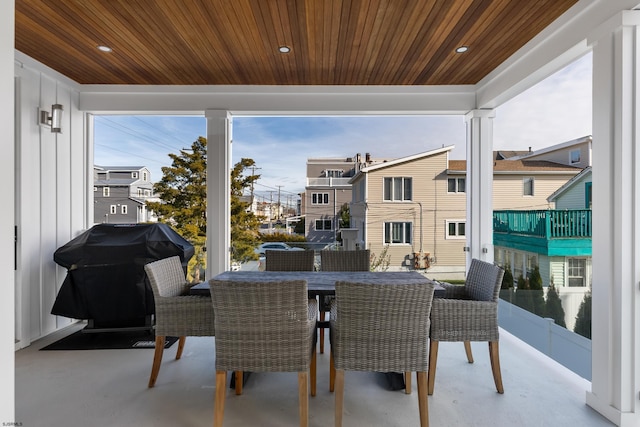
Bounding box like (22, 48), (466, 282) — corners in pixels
(15, 0), (578, 86)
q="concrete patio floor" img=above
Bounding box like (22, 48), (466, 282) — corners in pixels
(15, 322), (613, 427)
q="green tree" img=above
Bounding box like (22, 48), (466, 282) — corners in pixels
(529, 265), (546, 316)
(574, 290), (592, 339)
(499, 264), (514, 303)
(230, 158), (262, 263)
(337, 203), (350, 228)
(545, 283), (566, 328)
(146, 138), (262, 278)
(514, 274), (533, 312)
(147, 137), (207, 282)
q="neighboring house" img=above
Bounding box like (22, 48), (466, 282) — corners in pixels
(93, 166), (156, 224)
(492, 138), (593, 330)
(304, 154), (384, 243)
(350, 138), (587, 277)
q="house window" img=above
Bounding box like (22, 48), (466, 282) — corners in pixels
(131, 172), (138, 179)
(523, 177), (534, 196)
(567, 258), (586, 287)
(323, 169), (343, 178)
(585, 182), (592, 209)
(110, 205), (117, 214)
(447, 177), (465, 193)
(569, 149), (581, 165)
(383, 177), (412, 201)
(121, 205), (128, 215)
(143, 172), (148, 181)
(144, 190), (151, 197)
(312, 193), (329, 204)
(103, 187), (110, 197)
(384, 222), (412, 244)
(445, 220), (465, 239)
(137, 189), (143, 197)
(315, 219), (332, 231)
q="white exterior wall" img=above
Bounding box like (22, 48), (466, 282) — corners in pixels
(14, 58), (88, 348)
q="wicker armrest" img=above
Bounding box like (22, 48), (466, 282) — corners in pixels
(436, 282), (468, 299)
(430, 298), (498, 342)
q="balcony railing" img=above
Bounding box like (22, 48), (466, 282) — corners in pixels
(493, 209), (592, 239)
(306, 177), (352, 187)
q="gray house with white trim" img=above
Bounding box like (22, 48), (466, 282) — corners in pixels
(93, 166), (156, 224)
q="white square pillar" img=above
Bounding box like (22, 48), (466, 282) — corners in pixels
(587, 10), (640, 427)
(205, 110), (232, 277)
(465, 109), (496, 269)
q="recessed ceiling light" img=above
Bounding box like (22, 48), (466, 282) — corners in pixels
(97, 45), (112, 52)
(278, 46), (291, 53)
(455, 46), (468, 53)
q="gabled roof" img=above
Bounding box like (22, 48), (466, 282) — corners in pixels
(448, 159), (583, 174)
(95, 165), (147, 172)
(547, 166), (592, 202)
(506, 135), (592, 161)
(359, 145), (454, 173)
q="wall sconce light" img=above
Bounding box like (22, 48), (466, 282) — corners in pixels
(39, 104), (64, 133)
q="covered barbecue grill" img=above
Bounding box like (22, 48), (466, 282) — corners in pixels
(52, 223), (194, 331)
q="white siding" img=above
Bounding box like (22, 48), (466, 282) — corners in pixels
(15, 60), (87, 347)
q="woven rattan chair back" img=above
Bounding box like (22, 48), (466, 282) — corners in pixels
(209, 278), (317, 427)
(265, 250), (315, 271)
(320, 249), (370, 272)
(330, 280), (435, 427)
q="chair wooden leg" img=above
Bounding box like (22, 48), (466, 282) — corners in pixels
(176, 336), (186, 359)
(405, 371), (411, 394)
(464, 341), (474, 363)
(427, 340), (438, 395)
(335, 369), (345, 427)
(148, 336), (165, 388)
(489, 341), (504, 393)
(298, 372), (309, 427)
(310, 348), (317, 397)
(214, 370), (227, 427)
(417, 371), (429, 427)
(319, 311), (326, 354)
(329, 351), (335, 392)
(235, 371), (243, 395)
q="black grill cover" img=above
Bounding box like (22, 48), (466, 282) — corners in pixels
(51, 223), (194, 327)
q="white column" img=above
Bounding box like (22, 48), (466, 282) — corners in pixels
(586, 11), (640, 427)
(464, 109), (495, 269)
(205, 110), (232, 277)
(2, 1), (14, 421)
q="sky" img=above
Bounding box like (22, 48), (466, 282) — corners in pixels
(94, 53), (592, 207)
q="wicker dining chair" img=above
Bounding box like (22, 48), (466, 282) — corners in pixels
(329, 280), (435, 427)
(318, 249), (370, 353)
(144, 256), (215, 388)
(428, 258), (505, 395)
(210, 279), (317, 427)
(265, 249), (315, 271)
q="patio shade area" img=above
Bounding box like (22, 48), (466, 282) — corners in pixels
(16, 323), (612, 426)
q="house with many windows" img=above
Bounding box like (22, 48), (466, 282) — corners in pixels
(303, 154), (384, 243)
(93, 166), (156, 224)
(350, 139), (585, 278)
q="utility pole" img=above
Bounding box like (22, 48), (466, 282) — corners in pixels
(276, 185), (283, 220)
(250, 166), (261, 203)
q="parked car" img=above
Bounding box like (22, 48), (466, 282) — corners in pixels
(253, 242), (304, 256)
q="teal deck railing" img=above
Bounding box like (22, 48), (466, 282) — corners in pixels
(493, 210), (592, 239)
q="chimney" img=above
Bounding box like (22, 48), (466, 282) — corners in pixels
(365, 153), (371, 163)
(528, 147), (532, 152)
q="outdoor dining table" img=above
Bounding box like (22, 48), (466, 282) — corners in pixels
(190, 270), (443, 390)
(190, 270), (444, 298)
